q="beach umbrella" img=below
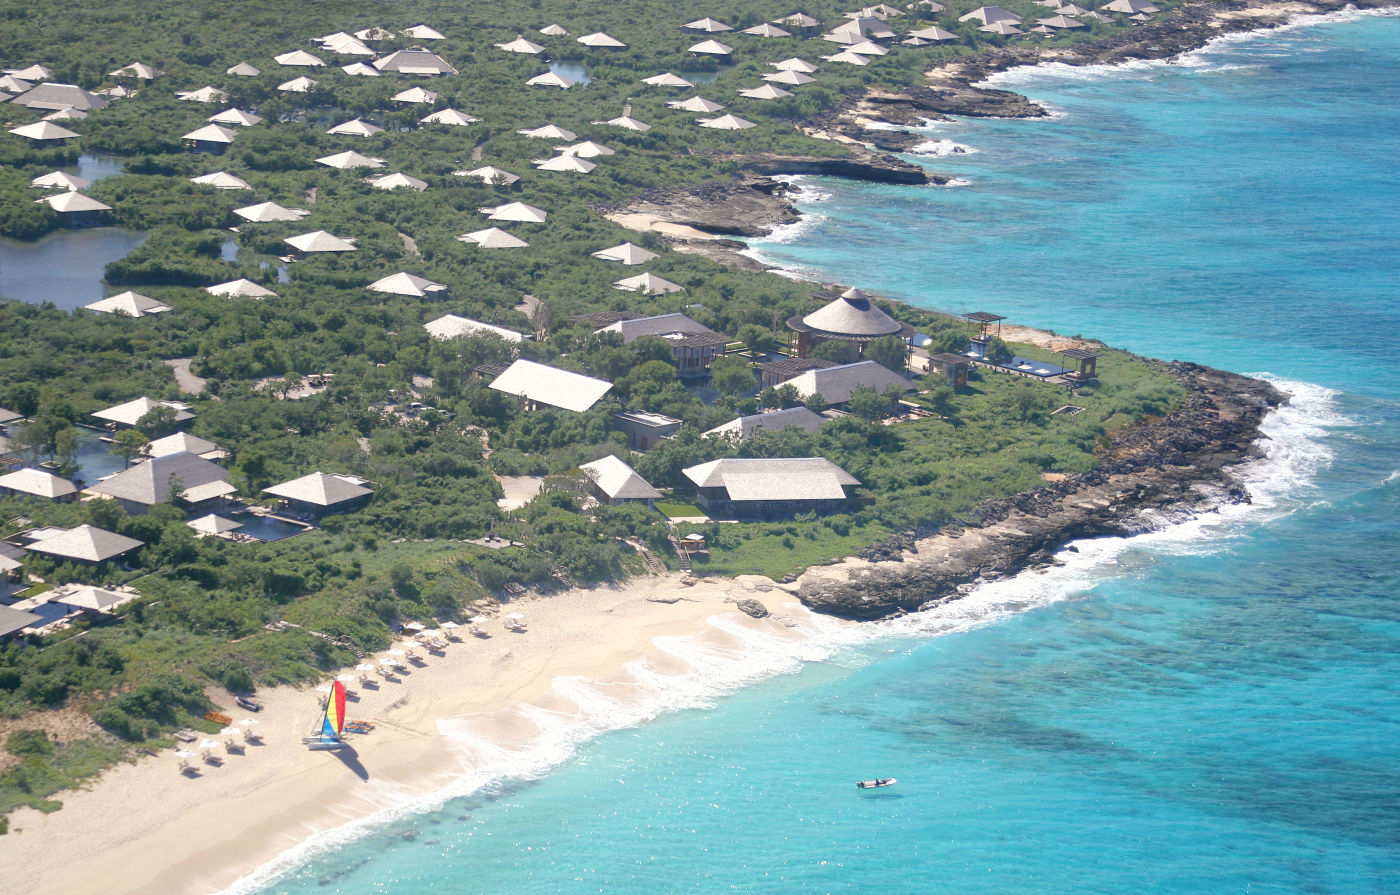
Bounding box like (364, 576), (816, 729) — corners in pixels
(440, 621), (461, 630)
(469, 615), (490, 624)
(175, 748), (195, 769)
(403, 622), (426, 633)
(356, 663), (378, 673)
(385, 649), (406, 657)
(315, 684), (332, 693)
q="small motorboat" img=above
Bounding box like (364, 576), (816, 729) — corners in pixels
(856, 778), (896, 790)
(235, 695), (263, 712)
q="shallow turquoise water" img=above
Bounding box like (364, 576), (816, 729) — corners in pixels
(251, 12), (1400, 894)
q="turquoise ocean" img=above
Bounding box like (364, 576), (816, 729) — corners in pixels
(246, 11), (1400, 894)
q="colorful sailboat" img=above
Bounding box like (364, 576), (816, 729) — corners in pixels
(302, 680), (347, 750)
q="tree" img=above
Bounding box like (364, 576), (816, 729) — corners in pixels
(738, 324), (776, 354)
(710, 355), (756, 397)
(925, 380), (956, 419)
(111, 428), (150, 466)
(865, 335), (908, 373)
(135, 405), (180, 438)
(847, 385), (893, 422)
(803, 392), (829, 413)
(984, 336), (1014, 365)
(811, 339), (856, 363)
(775, 383), (802, 409)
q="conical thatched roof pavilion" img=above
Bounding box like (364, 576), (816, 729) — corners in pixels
(786, 288), (915, 358)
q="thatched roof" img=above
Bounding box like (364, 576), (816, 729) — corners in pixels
(789, 289), (910, 339)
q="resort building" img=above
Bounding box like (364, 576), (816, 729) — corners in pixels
(612, 411), (682, 451)
(594, 313), (729, 379)
(488, 360), (612, 413)
(927, 353), (972, 388)
(759, 357), (838, 390)
(143, 432), (226, 460)
(776, 360), (913, 408)
(703, 406), (827, 442)
(92, 397), (194, 429)
(786, 288), (915, 361)
(683, 458), (859, 518)
(263, 472), (373, 518)
(579, 455), (662, 506)
(0, 468), (78, 502)
(9, 82), (109, 111)
(87, 452), (235, 515)
(423, 315), (524, 342)
(20, 524), (145, 565)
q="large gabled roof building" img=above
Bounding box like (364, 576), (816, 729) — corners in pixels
(683, 458), (859, 517)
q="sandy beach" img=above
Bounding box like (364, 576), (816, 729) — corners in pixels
(6, 572), (837, 895)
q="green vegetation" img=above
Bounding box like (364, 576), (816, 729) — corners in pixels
(0, 0), (1188, 818)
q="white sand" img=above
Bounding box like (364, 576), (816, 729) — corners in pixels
(8, 573), (835, 895)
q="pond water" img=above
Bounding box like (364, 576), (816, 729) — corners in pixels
(0, 228), (148, 310)
(71, 428), (130, 487)
(74, 153), (125, 183)
(549, 61), (592, 85)
(221, 238), (239, 261)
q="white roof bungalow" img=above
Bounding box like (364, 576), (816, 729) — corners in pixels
(489, 359), (612, 412)
(458, 227), (529, 248)
(642, 72), (694, 88)
(9, 121), (79, 142)
(559, 140), (614, 158)
(613, 272), (684, 295)
(92, 396), (193, 428)
(704, 406), (829, 441)
(207, 278), (276, 298)
(517, 123), (576, 139)
(368, 272), (446, 298)
(526, 71), (575, 88)
(698, 114), (756, 130)
(772, 58), (820, 72)
(23, 524), (144, 564)
(743, 23), (792, 37)
(226, 62), (260, 77)
(368, 172), (428, 191)
(577, 32), (626, 48)
(208, 108), (263, 127)
(777, 359), (911, 406)
(481, 201), (547, 223)
(109, 62), (162, 80)
(176, 86), (229, 103)
(274, 50), (326, 67)
(0, 468), (79, 501)
(277, 77), (318, 93)
(374, 48), (457, 74)
(592, 242), (658, 265)
(424, 315), (524, 342)
(343, 62), (380, 77)
(326, 118), (383, 137)
(598, 114), (652, 131)
(34, 191), (111, 213)
(959, 5), (1023, 23)
(284, 231), (357, 253)
(540, 24), (568, 36)
(689, 40), (735, 56)
(264, 472), (373, 516)
(534, 155), (595, 173)
(190, 171), (251, 189)
(181, 123), (239, 149)
(683, 458), (859, 516)
(580, 455), (662, 506)
(84, 291), (171, 317)
(685, 17), (734, 32)
(669, 96), (724, 113)
(30, 171), (90, 191)
(455, 165), (520, 185)
(421, 109), (479, 126)
(497, 36), (546, 54)
(740, 84), (792, 99)
(403, 24), (446, 40)
(11, 82), (109, 111)
(233, 201), (310, 223)
(764, 69), (816, 85)
(317, 150), (386, 169)
(392, 87), (438, 104)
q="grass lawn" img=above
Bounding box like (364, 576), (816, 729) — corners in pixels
(655, 501), (706, 519)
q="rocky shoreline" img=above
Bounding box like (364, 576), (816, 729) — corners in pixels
(603, 1), (1378, 617)
(605, 0), (1391, 264)
(789, 361), (1285, 619)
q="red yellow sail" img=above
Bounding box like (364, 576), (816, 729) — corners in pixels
(320, 680), (347, 740)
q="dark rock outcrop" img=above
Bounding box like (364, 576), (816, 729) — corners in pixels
(735, 599), (770, 619)
(797, 362), (1285, 620)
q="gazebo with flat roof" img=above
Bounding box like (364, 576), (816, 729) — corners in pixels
(962, 311), (1006, 339)
(1059, 347), (1102, 382)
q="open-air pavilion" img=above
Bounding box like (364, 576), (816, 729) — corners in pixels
(786, 288), (914, 359)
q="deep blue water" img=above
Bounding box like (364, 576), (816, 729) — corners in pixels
(248, 12), (1400, 895)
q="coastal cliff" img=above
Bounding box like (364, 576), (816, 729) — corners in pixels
(793, 363), (1285, 619)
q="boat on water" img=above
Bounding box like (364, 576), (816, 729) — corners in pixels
(856, 778), (896, 790)
(302, 679), (348, 750)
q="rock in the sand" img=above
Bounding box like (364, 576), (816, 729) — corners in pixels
(736, 599), (769, 619)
